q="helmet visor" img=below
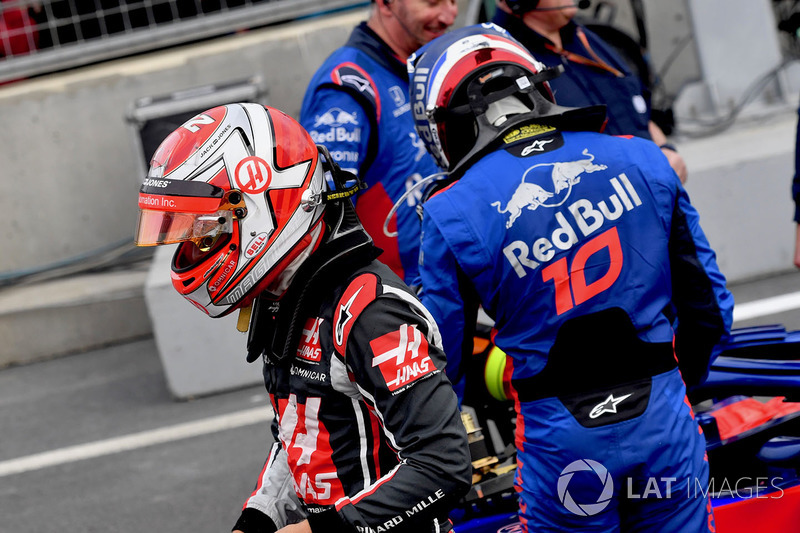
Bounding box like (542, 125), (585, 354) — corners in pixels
(135, 177), (233, 246)
(135, 209), (233, 247)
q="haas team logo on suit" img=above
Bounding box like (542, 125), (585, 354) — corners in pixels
(492, 149), (607, 228)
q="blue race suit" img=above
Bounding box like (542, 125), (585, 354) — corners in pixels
(418, 125), (733, 532)
(300, 22), (441, 285)
(493, 10), (652, 139)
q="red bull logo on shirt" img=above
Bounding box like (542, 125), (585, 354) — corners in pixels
(501, 170), (643, 281)
(492, 149), (607, 229)
(312, 107), (359, 128)
(310, 107), (362, 144)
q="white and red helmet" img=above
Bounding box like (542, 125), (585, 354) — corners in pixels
(134, 104), (327, 317)
(408, 23), (605, 174)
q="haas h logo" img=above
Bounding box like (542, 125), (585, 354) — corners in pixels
(370, 324), (434, 392)
(492, 149), (607, 228)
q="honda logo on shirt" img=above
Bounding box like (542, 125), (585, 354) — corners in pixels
(370, 324), (434, 392)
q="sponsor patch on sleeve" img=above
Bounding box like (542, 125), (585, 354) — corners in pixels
(334, 273), (379, 355)
(330, 62), (381, 121)
(370, 324), (435, 392)
(296, 317), (324, 363)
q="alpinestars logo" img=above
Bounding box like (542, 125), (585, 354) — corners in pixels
(589, 393), (632, 419)
(335, 287), (362, 347)
(370, 324), (434, 392)
(340, 74), (376, 98)
(520, 138), (554, 156)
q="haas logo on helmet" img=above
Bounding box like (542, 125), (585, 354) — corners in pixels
(235, 156), (272, 194)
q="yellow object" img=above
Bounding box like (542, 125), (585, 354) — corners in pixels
(484, 345), (508, 401)
(237, 304), (253, 333)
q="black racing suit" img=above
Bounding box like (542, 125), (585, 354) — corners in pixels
(233, 204), (472, 533)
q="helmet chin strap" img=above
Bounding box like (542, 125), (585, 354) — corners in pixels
(300, 145), (367, 212)
(237, 304), (253, 333)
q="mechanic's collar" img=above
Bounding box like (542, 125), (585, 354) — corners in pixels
(493, 9), (579, 51)
(346, 22), (408, 80)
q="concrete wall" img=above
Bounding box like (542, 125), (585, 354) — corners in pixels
(145, 245), (257, 399)
(0, 8), (370, 275)
(679, 110), (798, 283)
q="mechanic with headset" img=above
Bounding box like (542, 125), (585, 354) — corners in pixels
(492, 0), (688, 183)
(408, 24), (732, 531)
(299, 0), (458, 286)
(133, 103), (471, 533)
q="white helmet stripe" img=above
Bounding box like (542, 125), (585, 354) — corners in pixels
(242, 102), (311, 190)
(426, 35), (542, 115)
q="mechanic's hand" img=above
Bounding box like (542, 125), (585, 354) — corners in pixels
(648, 121), (688, 184)
(661, 146), (688, 184)
(276, 520), (312, 533)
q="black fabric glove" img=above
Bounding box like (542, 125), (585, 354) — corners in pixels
(232, 507), (278, 533)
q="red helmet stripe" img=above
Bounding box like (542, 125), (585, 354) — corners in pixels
(138, 193), (223, 213)
(268, 107), (318, 169)
(151, 106), (229, 176)
(435, 48), (542, 110)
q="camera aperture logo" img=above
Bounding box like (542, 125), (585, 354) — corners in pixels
(557, 459), (614, 516)
(555, 459), (786, 520)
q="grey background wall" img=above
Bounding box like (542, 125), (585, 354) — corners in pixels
(0, 8), (369, 275)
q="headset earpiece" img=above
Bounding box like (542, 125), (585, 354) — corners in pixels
(506, 0), (540, 15)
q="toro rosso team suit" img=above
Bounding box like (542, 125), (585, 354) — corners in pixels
(418, 125), (733, 532)
(300, 22), (441, 285)
(234, 229), (471, 533)
(493, 10), (652, 139)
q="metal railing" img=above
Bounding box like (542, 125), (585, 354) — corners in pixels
(0, 0), (368, 83)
